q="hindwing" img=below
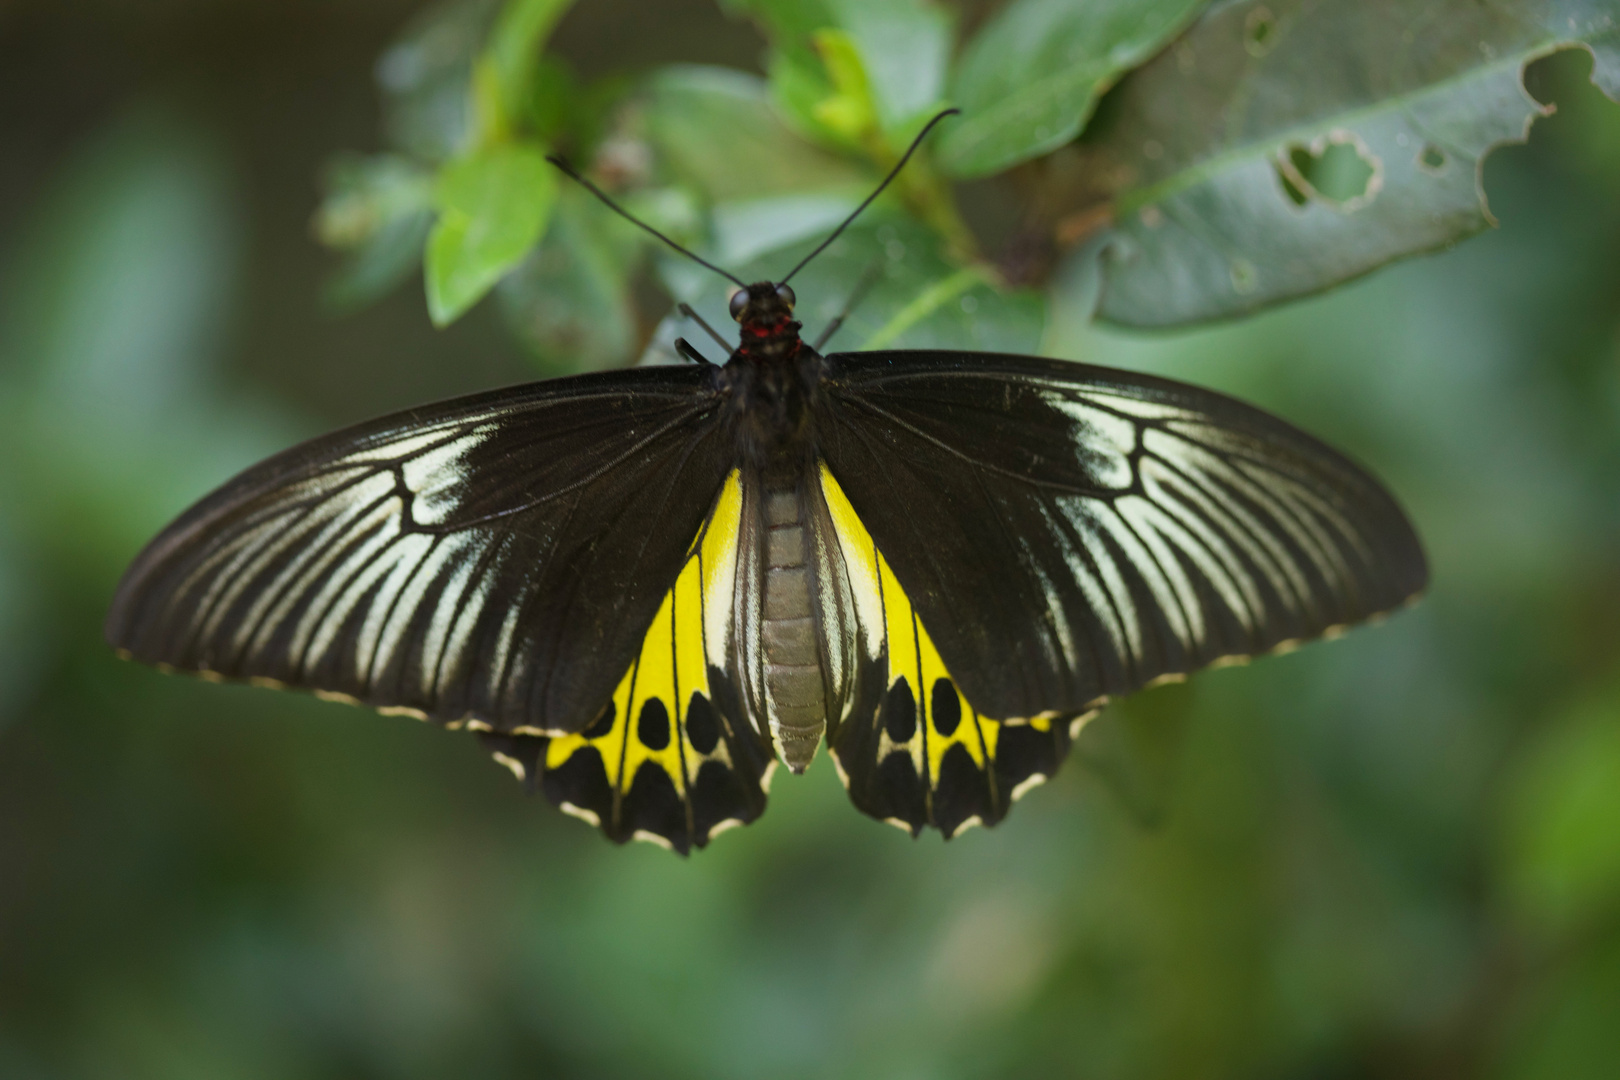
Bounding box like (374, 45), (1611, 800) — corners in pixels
(819, 467), (1077, 838)
(477, 473), (775, 853)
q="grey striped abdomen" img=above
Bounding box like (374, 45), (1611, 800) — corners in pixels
(762, 488), (825, 770)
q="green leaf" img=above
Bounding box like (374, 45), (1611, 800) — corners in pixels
(645, 66), (871, 200)
(523, 55), (578, 145)
(373, 0), (575, 158)
(937, 0), (1209, 178)
(707, 192), (859, 264)
(719, 0), (829, 36)
(425, 143), (556, 326)
(315, 154), (436, 309)
(829, 0), (951, 135)
(473, 0), (575, 145)
(375, 0), (497, 161)
(1076, 0), (1620, 327)
(1498, 937), (1620, 1080)
(485, 0), (573, 113)
(721, 0), (951, 145)
(807, 28), (880, 142)
(719, 0), (839, 144)
(1501, 686), (1620, 933)
(315, 155), (435, 250)
(641, 200), (1044, 364)
(329, 212), (436, 313)
(495, 185), (643, 373)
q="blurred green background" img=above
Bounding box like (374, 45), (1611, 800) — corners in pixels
(4, 2), (1620, 1078)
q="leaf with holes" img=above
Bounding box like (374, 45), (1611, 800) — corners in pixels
(936, 0), (1210, 179)
(1069, 0), (1620, 327)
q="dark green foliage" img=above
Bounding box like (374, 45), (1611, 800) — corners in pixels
(6, 3), (1620, 1079)
(316, 0), (1620, 358)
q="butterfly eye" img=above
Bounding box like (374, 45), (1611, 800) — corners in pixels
(775, 283), (796, 309)
(728, 289), (749, 321)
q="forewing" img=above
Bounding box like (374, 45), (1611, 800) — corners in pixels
(816, 350), (1427, 721)
(106, 366), (735, 737)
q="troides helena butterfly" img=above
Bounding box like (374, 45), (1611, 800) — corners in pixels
(106, 115), (1427, 853)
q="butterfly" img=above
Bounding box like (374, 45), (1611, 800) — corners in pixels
(106, 113), (1427, 853)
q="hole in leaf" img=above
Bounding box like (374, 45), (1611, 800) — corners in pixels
(1418, 144), (1449, 173)
(1245, 6), (1277, 57)
(1290, 142), (1375, 202)
(1275, 133), (1382, 210)
(1276, 163), (1309, 206)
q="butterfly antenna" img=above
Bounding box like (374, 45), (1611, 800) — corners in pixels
(778, 108), (960, 287)
(546, 155), (747, 288)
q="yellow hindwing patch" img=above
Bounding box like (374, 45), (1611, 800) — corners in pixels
(528, 472), (770, 851)
(820, 464), (1064, 837)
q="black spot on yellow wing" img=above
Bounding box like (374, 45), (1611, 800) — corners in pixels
(686, 693), (721, 754)
(884, 680), (916, 743)
(820, 466), (1075, 838)
(479, 472), (773, 854)
(638, 699), (671, 750)
(931, 679), (960, 736)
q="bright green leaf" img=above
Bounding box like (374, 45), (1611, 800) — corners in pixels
(1501, 687), (1620, 933)
(645, 66), (871, 201)
(473, 0), (575, 145)
(722, 0), (951, 146)
(937, 0), (1209, 178)
(718, 0), (844, 144)
(425, 143), (556, 326)
(765, 47), (850, 148)
(809, 29), (879, 141)
(1075, 0), (1620, 327)
(524, 55), (576, 144)
(829, 0), (951, 135)
(470, 57), (511, 147)
(485, 0), (574, 113)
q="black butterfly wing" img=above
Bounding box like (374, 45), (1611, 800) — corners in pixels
(469, 471), (778, 853)
(815, 464), (1077, 839)
(815, 349), (1427, 726)
(106, 366), (736, 740)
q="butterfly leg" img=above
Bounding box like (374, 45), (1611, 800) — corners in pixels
(674, 338), (717, 366)
(678, 303), (733, 353)
(812, 261), (882, 351)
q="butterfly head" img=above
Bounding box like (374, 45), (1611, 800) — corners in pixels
(729, 282), (802, 358)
